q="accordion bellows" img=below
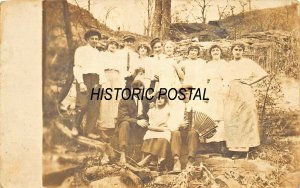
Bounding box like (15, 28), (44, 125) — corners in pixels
(186, 110), (218, 139)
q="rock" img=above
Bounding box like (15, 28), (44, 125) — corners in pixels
(215, 175), (241, 188)
(279, 171), (300, 188)
(197, 156), (275, 177)
(89, 176), (131, 188)
(154, 174), (177, 185)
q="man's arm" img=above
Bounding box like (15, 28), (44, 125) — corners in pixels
(73, 47), (85, 84)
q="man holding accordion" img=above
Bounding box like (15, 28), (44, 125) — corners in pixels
(167, 84), (218, 172)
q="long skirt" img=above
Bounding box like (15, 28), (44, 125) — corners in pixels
(98, 70), (125, 129)
(142, 138), (170, 159)
(224, 80), (260, 152)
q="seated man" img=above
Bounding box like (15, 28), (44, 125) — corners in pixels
(168, 85), (200, 172)
(117, 80), (150, 164)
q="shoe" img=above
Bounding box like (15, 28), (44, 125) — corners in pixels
(71, 127), (79, 136)
(158, 160), (166, 172)
(87, 133), (100, 140)
(172, 158), (181, 172)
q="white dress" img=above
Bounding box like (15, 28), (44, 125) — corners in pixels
(182, 58), (207, 87)
(130, 56), (153, 89)
(203, 59), (228, 142)
(143, 106), (171, 142)
(224, 58), (268, 151)
(98, 51), (125, 129)
(156, 56), (181, 89)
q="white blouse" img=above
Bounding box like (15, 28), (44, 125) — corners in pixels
(73, 44), (106, 84)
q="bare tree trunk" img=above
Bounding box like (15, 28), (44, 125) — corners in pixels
(151, 0), (162, 38)
(161, 0), (171, 40)
(201, 6), (206, 23)
(248, 0), (251, 11)
(58, 0), (75, 102)
(62, 0), (74, 51)
(88, 0), (91, 11)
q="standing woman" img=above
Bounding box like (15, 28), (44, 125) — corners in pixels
(150, 38), (164, 60)
(157, 40), (181, 90)
(224, 42), (268, 159)
(98, 38), (125, 131)
(179, 44), (206, 87)
(130, 42), (153, 89)
(204, 44), (228, 143)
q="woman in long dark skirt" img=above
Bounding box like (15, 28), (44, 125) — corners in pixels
(137, 94), (171, 170)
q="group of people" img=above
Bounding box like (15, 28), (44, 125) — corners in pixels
(60, 28), (268, 172)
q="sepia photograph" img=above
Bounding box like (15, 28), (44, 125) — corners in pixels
(2, 0), (299, 187)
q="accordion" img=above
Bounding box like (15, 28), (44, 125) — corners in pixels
(184, 108), (218, 139)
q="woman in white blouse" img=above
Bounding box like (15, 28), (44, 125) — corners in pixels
(224, 42), (268, 159)
(138, 94), (171, 171)
(98, 38), (125, 130)
(156, 40), (181, 90)
(204, 44), (228, 144)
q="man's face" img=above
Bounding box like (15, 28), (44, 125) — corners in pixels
(232, 46), (244, 60)
(183, 89), (191, 103)
(87, 35), (99, 48)
(188, 49), (199, 60)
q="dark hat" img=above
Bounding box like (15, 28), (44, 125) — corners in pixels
(106, 37), (119, 47)
(136, 42), (151, 53)
(84, 29), (101, 41)
(123, 34), (136, 42)
(187, 44), (200, 54)
(150, 38), (161, 49)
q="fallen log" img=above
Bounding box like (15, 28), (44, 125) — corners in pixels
(55, 122), (111, 152)
(85, 165), (121, 178)
(120, 168), (143, 188)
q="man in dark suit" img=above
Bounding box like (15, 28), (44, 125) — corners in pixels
(117, 80), (150, 164)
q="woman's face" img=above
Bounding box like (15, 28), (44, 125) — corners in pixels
(156, 97), (166, 106)
(232, 46), (244, 60)
(108, 43), (117, 53)
(138, 46), (148, 57)
(87, 35), (99, 48)
(164, 43), (174, 56)
(188, 49), (199, 59)
(211, 47), (221, 60)
(153, 42), (162, 54)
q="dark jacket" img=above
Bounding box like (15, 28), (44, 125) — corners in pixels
(117, 98), (149, 125)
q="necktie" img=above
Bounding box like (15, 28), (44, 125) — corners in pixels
(127, 52), (130, 71)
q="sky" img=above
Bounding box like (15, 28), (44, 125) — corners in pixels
(68, 0), (297, 34)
